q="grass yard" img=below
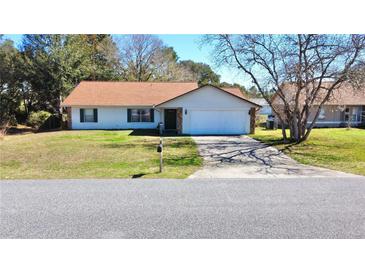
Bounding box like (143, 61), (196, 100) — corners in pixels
(0, 130), (202, 179)
(251, 127), (365, 176)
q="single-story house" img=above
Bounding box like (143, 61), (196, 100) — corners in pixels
(271, 82), (365, 127)
(61, 81), (260, 135)
(250, 98), (272, 115)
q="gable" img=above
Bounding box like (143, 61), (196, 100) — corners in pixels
(157, 85), (259, 109)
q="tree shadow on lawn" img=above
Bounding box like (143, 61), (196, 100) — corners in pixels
(5, 126), (34, 135)
(163, 155), (202, 166)
(128, 129), (192, 137)
(131, 170), (162, 178)
(132, 173), (146, 178)
(128, 129), (160, 136)
(102, 138), (193, 149)
(254, 136), (299, 154)
(102, 142), (156, 149)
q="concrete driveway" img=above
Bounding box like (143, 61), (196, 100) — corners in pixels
(190, 136), (357, 178)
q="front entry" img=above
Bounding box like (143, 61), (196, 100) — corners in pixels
(164, 109), (177, 130)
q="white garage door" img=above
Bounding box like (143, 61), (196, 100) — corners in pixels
(189, 110), (248, 135)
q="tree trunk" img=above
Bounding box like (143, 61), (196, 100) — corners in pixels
(23, 99), (29, 116)
(293, 118), (300, 142)
(281, 124), (288, 143)
(288, 120), (295, 141)
(301, 126), (313, 142)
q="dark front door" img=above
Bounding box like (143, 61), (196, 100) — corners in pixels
(164, 109), (177, 130)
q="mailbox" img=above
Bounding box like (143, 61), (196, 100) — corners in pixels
(157, 144), (163, 153)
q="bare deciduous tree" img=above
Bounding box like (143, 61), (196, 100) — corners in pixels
(204, 34), (365, 143)
(119, 35), (164, 81)
(118, 35), (217, 83)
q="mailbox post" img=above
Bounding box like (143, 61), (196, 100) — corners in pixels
(157, 137), (163, 172)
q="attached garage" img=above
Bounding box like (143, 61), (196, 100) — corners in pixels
(189, 109), (248, 135)
(157, 85), (259, 135)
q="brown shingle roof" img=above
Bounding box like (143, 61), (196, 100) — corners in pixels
(220, 87), (246, 99)
(271, 82), (365, 106)
(61, 81), (254, 107)
(62, 81), (199, 106)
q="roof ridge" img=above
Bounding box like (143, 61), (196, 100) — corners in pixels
(79, 80), (198, 84)
(221, 87), (241, 89)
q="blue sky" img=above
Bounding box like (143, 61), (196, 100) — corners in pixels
(3, 34), (249, 86)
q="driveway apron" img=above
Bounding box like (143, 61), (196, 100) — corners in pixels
(189, 136), (358, 178)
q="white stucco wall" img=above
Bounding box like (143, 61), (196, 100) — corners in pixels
(70, 86), (256, 134)
(158, 86), (254, 134)
(71, 107), (161, 130)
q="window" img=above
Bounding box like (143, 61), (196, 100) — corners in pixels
(352, 107), (361, 122)
(318, 108), (326, 120)
(344, 107), (350, 121)
(128, 109), (154, 122)
(84, 109), (94, 122)
(80, 108), (97, 123)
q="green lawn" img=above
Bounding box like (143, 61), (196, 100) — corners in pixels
(0, 130), (202, 179)
(250, 127), (365, 176)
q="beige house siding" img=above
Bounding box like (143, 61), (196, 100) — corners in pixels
(272, 104), (365, 128)
(309, 105), (364, 124)
(270, 84), (365, 128)
(308, 105), (342, 122)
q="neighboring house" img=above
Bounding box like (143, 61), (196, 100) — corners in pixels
(251, 98), (272, 115)
(271, 82), (365, 127)
(61, 81), (260, 135)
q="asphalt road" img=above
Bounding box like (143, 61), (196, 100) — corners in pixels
(1, 178), (365, 238)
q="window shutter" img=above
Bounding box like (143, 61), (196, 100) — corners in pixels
(93, 109), (98, 122)
(127, 109), (131, 122)
(150, 109), (154, 122)
(80, 109), (84, 122)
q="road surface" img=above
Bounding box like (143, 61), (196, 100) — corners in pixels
(1, 178), (365, 238)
